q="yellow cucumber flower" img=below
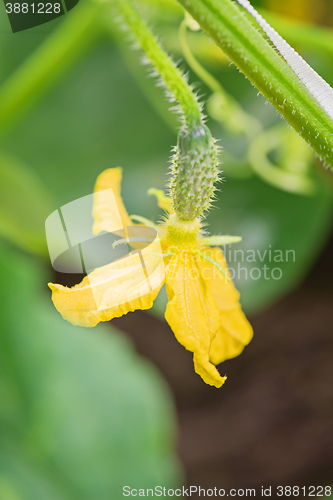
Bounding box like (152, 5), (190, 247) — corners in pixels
(49, 168), (253, 388)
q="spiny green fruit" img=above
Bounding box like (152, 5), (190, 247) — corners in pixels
(170, 124), (220, 221)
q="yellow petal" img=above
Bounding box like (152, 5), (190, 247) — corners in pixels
(165, 251), (226, 388)
(148, 188), (173, 212)
(49, 237), (165, 327)
(197, 247), (253, 365)
(92, 168), (132, 235)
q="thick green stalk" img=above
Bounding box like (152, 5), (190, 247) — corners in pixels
(113, 0), (202, 131)
(0, 1), (104, 136)
(176, 0), (333, 168)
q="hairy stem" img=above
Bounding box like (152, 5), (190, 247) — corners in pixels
(113, 0), (203, 131)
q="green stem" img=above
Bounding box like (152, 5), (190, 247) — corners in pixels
(0, 1), (104, 137)
(140, 0), (333, 59)
(113, 0), (203, 131)
(179, 17), (261, 137)
(248, 125), (316, 195)
(114, 40), (178, 132)
(176, 0), (333, 169)
(196, 250), (229, 280)
(179, 19), (221, 95)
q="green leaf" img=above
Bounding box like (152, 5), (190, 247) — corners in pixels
(0, 153), (52, 256)
(0, 243), (181, 499)
(0, 1), (104, 137)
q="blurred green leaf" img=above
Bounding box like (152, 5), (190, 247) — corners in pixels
(0, 242), (181, 500)
(0, 1), (104, 137)
(0, 153), (52, 256)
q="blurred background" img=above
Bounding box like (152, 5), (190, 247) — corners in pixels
(0, 0), (333, 497)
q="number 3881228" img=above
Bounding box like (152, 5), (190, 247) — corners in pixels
(5, 3), (61, 14)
